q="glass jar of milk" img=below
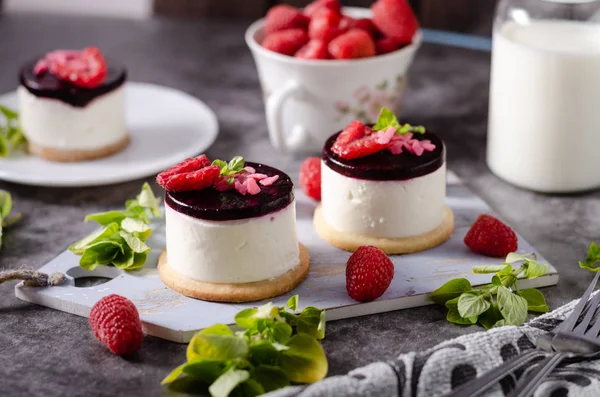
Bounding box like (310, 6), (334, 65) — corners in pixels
(487, 0), (600, 192)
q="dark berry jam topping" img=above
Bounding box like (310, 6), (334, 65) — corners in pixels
(19, 58), (126, 108)
(166, 162), (294, 221)
(323, 130), (445, 181)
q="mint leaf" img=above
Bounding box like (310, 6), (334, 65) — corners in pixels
(430, 278), (472, 305)
(84, 211), (126, 226)
(280, 334), (328, 384)
(518, 288), (549, 313)
(478, 302), (504, 329)
(445, 297), (478, 325)
(372, 107), (400, 131)
(286, 295), (299, 311)
(208, 368), (250, 397)
(457, 292), (491, 318)
(472, 265), (507, 274)
(506, 252), (537, 263)
(523, 259), (549, 279)
(253, 365), (290, 393)
(212, 159), (229, 174)
(186, 333), (248, 362)
(137, 182), (162, 218)
(497, 286), (528, 325)
(296, 307), (326, 340)
(228, 156), (245, 172)
(580, 243), (600, 273)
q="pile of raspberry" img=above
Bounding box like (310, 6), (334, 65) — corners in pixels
(262, 0), (419, 60)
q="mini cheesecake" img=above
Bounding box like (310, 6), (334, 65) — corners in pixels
(18, 48), (128, 162)
(314, 110), (454, 254)
(156, 156), (310, 302)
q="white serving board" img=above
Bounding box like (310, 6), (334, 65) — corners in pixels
(15, 171), (558, 343)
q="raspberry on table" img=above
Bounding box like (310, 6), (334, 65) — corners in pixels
(371, 0), (419, 46)
(265, 5), (310, 35)
(464, 214), (518, 257)
(262, 28), (310, 56)
(346, 246), (394, 302)
(328, 29), (376, 60)
(89, 294), (144, 356)
(299, 157), (322, 201)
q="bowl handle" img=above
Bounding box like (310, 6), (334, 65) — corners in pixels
(266, 79), (309, 153)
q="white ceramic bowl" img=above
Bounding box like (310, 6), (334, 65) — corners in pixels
(245, 7), (422, 153)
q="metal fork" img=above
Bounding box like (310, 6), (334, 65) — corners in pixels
(444, 271), (600, 397)
(508, 275), (600, 397)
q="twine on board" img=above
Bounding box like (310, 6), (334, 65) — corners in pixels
(0, 267), (66, 287)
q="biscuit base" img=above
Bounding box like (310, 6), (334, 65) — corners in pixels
(28, 134), (130, 162)
(313, 204), (454, 254)
(158, 243), (310, 303)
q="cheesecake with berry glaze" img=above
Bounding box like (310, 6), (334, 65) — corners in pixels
(18, 47), (128, 162)
(314, 108), (454, 254)
(156, 155), (310, 302)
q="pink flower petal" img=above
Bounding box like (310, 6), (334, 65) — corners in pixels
(246, 173), (268, 180)
(260, 175), (279, 186)
(420, 140), (436, 152)
(246, 177), (261, 195)
(388, 141), (404, 155)
(235, 181), (248, 195)
(244, 166), (256, 174)
(408, 140), (424, 156)
(376, 127), (396, 144)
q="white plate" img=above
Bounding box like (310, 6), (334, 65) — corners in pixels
(0, 82), (219, 187)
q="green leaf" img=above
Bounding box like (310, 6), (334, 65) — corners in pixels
(111, 243), (134, 270)
(505, 252), (537, 264)
(430, 278), (473, 305)
(372, 107), (400, 131)
(472, 265), (507, 274)
(248, 340), (280, 366)
(269, 322), (292, 344)
(121, 217), (151, 235)
(208, 368), (250, 397)
(228, 156), (245, 172)
(79, 241), (123, 270)
(252, 365), (290, 393)
(491, 276), (502, 286)
(129, 252), (148, 270)
(186, 333), (249, 362)
(497, 286), (528, 325)
(238, 379), (265, 397)
(137, 182), (162, 218)
(202, 324), (234, 336)
(0, 105), (18, 120)
(286, 295), (299, 311)
(182, 359), (227, 384)
(518, 288), (549, 313)
(445, 298), (478, 325)
(296, 307), (326, 340)
(523, 259), (549, 279)
(579, 243), (600, 273)
(235, 308), (259, 329)
(493, 320), (508, 328)
(84, 211), (126, 226)
(119, 231), (150, 254)
(0, 190), (12, 219)
(212, 159), (229, 174)
(69, 223), (120, 254)
(161, 362), (187, 385)
(0, 135), (7, 157)
(280, 334), (328, 384)
(478, 302), (504, 329)
(457, 292), (491, 318)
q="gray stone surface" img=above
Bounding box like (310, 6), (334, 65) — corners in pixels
(0, 13), (598, 397)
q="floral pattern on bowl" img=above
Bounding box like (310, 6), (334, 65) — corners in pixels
(335, 75), (406, 123)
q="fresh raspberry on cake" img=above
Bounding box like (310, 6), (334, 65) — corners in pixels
(265, 5), (309, 34)
(304, 0), (341, 18)
(308, 8), (345, 43)
(157, 165), (220, 192)
(328, 29), (376, 59)
(299, 157), (322, 200)
(346, 246), (394, 302)
(464, 214), (518, 257)
(333, 134), (386, 160)
(89, 294), (144, 356)
(263, 29), (310, 56)
(371, 0), (419, 46)
(295, 39), (330, 59)
(333, 120), (367, 148)
(376, 37), (399, 54)
(156, 154), (211, 185)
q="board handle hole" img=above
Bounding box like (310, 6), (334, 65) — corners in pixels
(66, 266), (122, 288)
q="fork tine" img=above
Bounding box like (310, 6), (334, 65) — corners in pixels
(560, 272), (600, 332)
(573, 289), (600, 335)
